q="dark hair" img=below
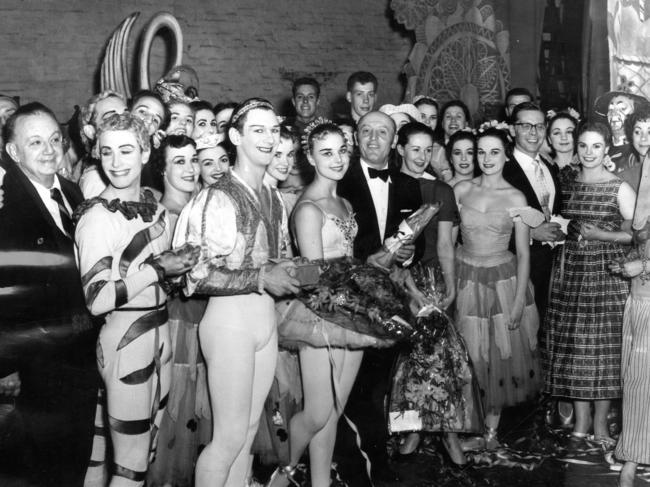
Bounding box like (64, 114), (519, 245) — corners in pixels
(476, 127), (513, 159)
(198, 140), (235, 166)
(510, 101), (544, 124)
(189, 100), (214, 114)
(280, 124), (297, 144)
(150, 134), (197, 188)
(506, 87), (534, 105)
(445, 130), (476, 162)
(346, 71), (378, 92)
(414, 97), (439, 111)
(396, 121), (434, 148)
(625, 104), (650, 160)
(213, 101), (239, 116)
(576, 120), (612, 149)
(3, 101), (59, 147)
(292, 77), (320, 98)
(129, 90), (169, 130)
(436, 100), (471, 141)
(306, 122), (345, 154)
(546, 111), (578, 158)
(229, 97), (276, 133)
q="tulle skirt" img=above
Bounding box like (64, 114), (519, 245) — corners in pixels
(455, 247), (541, 412)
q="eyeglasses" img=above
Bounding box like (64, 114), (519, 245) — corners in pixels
(514, 122), (546, 133)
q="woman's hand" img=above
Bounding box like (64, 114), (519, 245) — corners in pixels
(509, 298), (524, 330)
(610, 259), (644, 278)
(579, 222), (603, 242)
(438, 289), (455, 310)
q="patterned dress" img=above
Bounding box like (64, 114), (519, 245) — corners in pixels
(545, 179), (629, 399)
(75, 190), (173, 487)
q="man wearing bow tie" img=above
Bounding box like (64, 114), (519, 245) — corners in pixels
(336, 110), (412, 485)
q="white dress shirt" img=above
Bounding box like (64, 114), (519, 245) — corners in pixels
(360, 158), (391, 241)
(513, 147), (556, 214)
(26, 174), (73, 236)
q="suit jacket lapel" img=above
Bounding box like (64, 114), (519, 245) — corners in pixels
(504, 157), (543, 212)
(349, 160), (381, 238)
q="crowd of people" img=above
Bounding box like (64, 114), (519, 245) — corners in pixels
(0, 66), (649, 487)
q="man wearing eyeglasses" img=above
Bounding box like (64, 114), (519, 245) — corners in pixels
(504, 101), (564, 325)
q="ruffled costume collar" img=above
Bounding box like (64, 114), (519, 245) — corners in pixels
(73, 189), (159, 223)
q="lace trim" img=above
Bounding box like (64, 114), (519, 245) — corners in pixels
(73, 189), (159, 223)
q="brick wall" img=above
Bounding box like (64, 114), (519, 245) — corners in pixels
(0, 0), (413, 122)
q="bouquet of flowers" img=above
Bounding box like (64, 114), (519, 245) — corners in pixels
(276, 257), (416, 349)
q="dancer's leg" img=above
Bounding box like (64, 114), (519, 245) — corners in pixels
(573, 400), (592, 435)
(594, 400), (612, 439)
(308, 349), (363, 487)
(195, 323), (256, 487)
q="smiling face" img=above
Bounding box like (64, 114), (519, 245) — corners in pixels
(199, 146), (230, 185)
(308, 132), (350, 181)
(548, 118), (576, 155)
(476, 135), (507, 175)
(347, 82), (376, 121)
(577, 130), (608, 169)
(397, 132), (433, 178)
(441, 106), (467, 138)
(7, 112), (63, 187)
(167, 102), (194, 136)
(356, 111), (395, 168)
(164, 144), (199, 194)
(98, 129), (149, 191)
(450, 138), (475, 176)
(191, 108), (217, 140)
(632, 119), (650, 157)
(230, 108), (280, 168)
(513, 109), (545, 158)
(267, 137), (296, 183)
(131, 96), (165, 136)
(292, 84), (319, 122)
(215, 107), (234, 134)
(418, 103), (438, 131)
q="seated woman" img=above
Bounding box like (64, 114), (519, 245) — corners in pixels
(173, 98), (299, 487)
(454, 127), (542, 448)
(75, 112), (198, 486)
(446, 130), (476, 188)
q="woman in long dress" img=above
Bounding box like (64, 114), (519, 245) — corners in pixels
(173, 98), (299, 487)
(545, 121), (635, 445)
(267, 121), (362, 487)
(453, 127), (542, 447)
(611, 154), (650, 486)
(75, 113), (198, 486)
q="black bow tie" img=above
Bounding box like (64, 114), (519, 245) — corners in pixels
(368, 167), (390, 182)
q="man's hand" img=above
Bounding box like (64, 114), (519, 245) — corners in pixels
(155, 244), (201, 277)
(531, 222), (564, 242)
(394, 243), (415, 263)
(263, 261), (300, 297)
(0, 372), (20, 397)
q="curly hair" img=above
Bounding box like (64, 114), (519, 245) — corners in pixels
(91, 112), (150, 159)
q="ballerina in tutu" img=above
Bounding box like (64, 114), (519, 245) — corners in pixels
(268, 121), (362, 487)
(453, 127), (543, 448)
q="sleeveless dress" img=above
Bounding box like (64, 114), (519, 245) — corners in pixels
(455, 205), (541, 413)
(545, 179), (629, 399)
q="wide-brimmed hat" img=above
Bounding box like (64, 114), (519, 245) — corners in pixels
(593, 90), (649, 117)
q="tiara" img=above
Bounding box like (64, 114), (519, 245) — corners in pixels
(230, 99), (274, 125)
(546, 107), (581, 121)
(301, 117), (333, 152)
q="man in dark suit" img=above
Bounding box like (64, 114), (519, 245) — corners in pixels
(504, 101), (565, 324)
(0, 102), (97, 486)
(336, 111), (414, 485)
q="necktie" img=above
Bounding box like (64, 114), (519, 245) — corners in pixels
(533, 157), (551, 221)
(368, 167), (390, 182)
(50, 187), (74, 237)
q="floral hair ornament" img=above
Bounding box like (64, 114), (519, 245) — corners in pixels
(546, 107), (581, 121)
(412, 95), (438, 105)
(230, 99), (275, 126)
(195, 132), (225, 150)
(477, 120), (510, 133)
(301, 116), (333, 152)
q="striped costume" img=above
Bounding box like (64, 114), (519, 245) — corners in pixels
(545, 180), (629, 399)
(75, 191), (173, 486)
